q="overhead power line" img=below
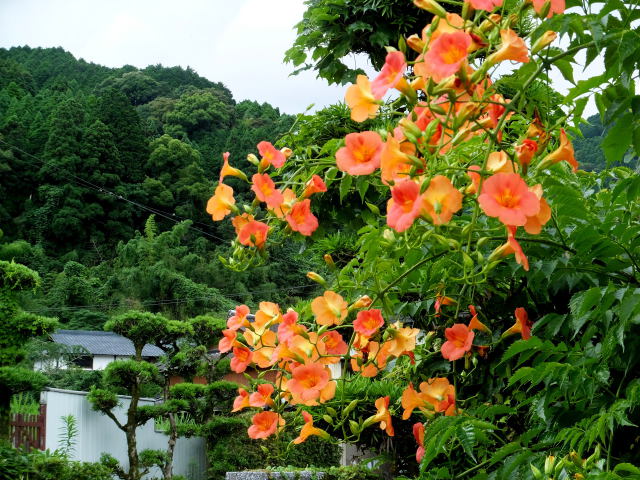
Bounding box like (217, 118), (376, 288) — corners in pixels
(0, 138), (228, 243)
(25, 283), (318, 313)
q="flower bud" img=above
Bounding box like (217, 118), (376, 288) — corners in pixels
(413, 0), (447, 17)
(479, 14), (501, 33)
(406, 34), (426, 53)
(306, 271), (327, 286)
(323, 254), (336, 270)
(246, 153), (259, 166)
(531, 30), (557, 55)
(351, 295), (373, 310)
(280, 147), (293, 159)
(544, 455), (555, 475)
(536, 0), (552, 18)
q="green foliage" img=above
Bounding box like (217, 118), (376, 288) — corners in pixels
(204, 413), (340, 480)
(57, 415), (78, 458)
(0, 445), (113, 480)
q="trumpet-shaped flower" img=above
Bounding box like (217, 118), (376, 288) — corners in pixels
(278, 309), (306, 345)
(419, 378), (456, 415)
(478, 173), (540, 226)
(345, 75), (379, 122)
(230, 346), (253, 373)
(312, 291), (348, 326)
(206, 183), (235, 221)
(401, 378), (457, 418)
(227, 305), (251, 330)
(487, 151), (518, 174)
(541, 129), (577, 172)
(318, 331), (348, 357)
(387, 180), (423, 233)
(248, 411), (284, 440)
(271, 188), (297, 219)
(353, 309), (385, 337)
(288, 364), (336, 406)
(488, 29), (529, 64)
(387, 322), (420, 357)
(468, 305), (490, 333)
(466, 165), (482, 195)
(257, 141), (286, 168)
(218, 329), (238, 353)
(422, 175), (463, 225)
(219, 152), (247, 183)
(380, 134), (414, 184)
(350, 341), (391, 377)
(251, 173), (284, 209)
(293, 411), (329, 444)
(232, 388), (250, 412)
(286, 199), (319, 237)
(503, 307), (533, 340)
(237, 219), (269, 249)
(249, 384), (275, 408)
(373, 396), (394, 436)
(301, 175), (327, 198)
(371, 51), (407, 99)
(515, 139), (538, 167)
(424, 32), (472, 82)
(524, 185), (551, 234)
(336, 131), (384, 175)
(441, 324), (475, 361)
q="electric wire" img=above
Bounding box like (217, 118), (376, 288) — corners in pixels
(0, 138), (228, 243)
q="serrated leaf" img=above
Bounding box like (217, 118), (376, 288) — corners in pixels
(501, 338), (543, 364)
(602, 113), (633, 165)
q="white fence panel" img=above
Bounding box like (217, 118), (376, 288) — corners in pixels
(42, 388), (206, 479)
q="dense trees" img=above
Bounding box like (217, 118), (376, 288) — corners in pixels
(0, 47), (309, 330)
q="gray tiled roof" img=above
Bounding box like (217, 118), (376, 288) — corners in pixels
(51, 330), (164, 357)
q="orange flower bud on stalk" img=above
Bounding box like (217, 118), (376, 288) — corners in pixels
(531, 30), (557, 54)
(413, 0), (447, 17)
(306, 271), (327, 287)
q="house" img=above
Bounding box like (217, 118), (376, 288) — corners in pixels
(34, 330), (164, 371)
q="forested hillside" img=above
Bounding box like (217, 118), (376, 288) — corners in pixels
(0, 46), (320, 328)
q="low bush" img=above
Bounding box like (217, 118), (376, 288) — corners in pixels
(0, 444), (112, 480)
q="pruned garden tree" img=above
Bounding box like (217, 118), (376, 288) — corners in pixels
(0, 256), (57, 442)
(88, 310), (191, 480)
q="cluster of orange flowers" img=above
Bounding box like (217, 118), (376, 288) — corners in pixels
(343, 0), (573, 272)
(218, 294), (425, 441)
(206, 141), (327, 249)
(206, 0), (575, 460)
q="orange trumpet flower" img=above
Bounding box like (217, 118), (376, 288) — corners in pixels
(336, 131), (384, 176)
(345, 75), (379, 122)
(248, 411), (284, 440)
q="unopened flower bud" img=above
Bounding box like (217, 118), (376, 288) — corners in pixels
(544, 455), (555, 475)
(406, 34), (425, 53)
(479, 14), (501, 32)
(246, 153), (259, 166)
(413, 0), (446, 17)
(323, 253), (336, 270)
(536, 0), (552, 18)
(280, 147), (293, 159)
(350, 295), (373, 310)
(306, 272), (327, 286)
(531, 30), (557, 54)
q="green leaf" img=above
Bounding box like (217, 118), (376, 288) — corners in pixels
(501, 338), (543, 364)
(339, 173), (352, 202)
(601, 113), (634, 164)
(566, 73), (608, 101)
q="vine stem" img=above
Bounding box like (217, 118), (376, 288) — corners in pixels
(371, 251), (448, 306)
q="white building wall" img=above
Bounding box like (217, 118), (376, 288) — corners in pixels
(92, 355), (118, 370)
(42, 388), (206, 479)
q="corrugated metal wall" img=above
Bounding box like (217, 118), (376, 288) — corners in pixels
(42, 388), (206, 479)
